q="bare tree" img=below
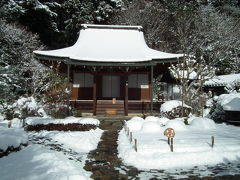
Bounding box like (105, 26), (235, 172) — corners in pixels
(169, 56), (215, 116)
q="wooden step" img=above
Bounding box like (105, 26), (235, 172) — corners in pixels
(96, 101), (125, 116)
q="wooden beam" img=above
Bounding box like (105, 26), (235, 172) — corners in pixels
(67, 64), (71, 116)
(125, 74), (128, 116)
(69, 60), (156, 67)
(93, 73), (97, 116)
(150, 65), (154, 115)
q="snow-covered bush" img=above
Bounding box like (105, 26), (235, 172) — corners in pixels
(0, 126), (28, 157)
(209, 93), (240, 122)
(2, 96), (46, 121)
(13, 97), (46, 118)
(125, 116), (144, 132)
(160, 100), (191, 119)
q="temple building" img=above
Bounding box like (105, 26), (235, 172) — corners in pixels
(34, 24), (183, 116)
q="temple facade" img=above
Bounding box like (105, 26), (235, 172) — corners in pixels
(34, 24), (183, 116)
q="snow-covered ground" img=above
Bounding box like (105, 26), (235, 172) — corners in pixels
(0, 144), (90, 180)
(0, 117), (103, 180)
(28, 128), (103, 153)
(119, 116), (240, 173)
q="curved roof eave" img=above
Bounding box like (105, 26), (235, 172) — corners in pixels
(33, 24), (184, 64)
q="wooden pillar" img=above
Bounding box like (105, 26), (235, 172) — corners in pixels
(67, 63), (71, 116)
(150, 65), (154, 115)
(125, 72), (128, 116)
(93, 73), (97, 116)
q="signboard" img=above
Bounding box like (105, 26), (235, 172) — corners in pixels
(73, 84), (80, 88)
(141, 85), (149, 89)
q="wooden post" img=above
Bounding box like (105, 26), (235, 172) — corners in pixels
(170, 138), (173, 152)
(67, 63), (71, 116)
(93, 73), (97, 116)
(130, 132), (132, 143)
(8, 121), (11, 128)
(150, 65), (154, 115)
(212, 136), (214, 148)
(134, 139), (137, 152)
(125, 75), (128, 116)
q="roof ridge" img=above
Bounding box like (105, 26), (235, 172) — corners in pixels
(81, 24), (143, 31)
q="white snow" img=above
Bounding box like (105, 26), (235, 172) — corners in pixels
(119, 116), (240, 170)
(0, 144), (90, 180)
(25, 116), (100, 126)
(0, 126), (28, 151)
(204, 73), (240, 87)
(216, 93), (240, 111)
(160, 100), (191, 113)
(0, 116), (103, 180)
(34, 24), (183, 63)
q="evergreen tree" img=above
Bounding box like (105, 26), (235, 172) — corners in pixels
(0, 20), (43, 106)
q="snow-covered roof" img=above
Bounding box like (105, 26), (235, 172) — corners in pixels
(34, 24), (183, 63)
(204, 73), (240, 87)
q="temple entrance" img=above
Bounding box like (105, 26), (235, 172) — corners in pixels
(102, 75), (120, 98)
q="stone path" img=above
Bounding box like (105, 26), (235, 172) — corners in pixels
(84, 120), (139, 179)
(29, 135), (85, 162)
(84, 120), (240, 180)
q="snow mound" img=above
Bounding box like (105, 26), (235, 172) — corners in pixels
(145, 116), (160, 122)
(0, 127), (28, 151)
(158, 117), (170, 126)
(187, 116), (197, 124)
(26, 116), (100, 126)
(160, 100), (191, 113)
(141, 121), (163, 133)
(165, 119), (188, 131)
(126, 116), (144, 132)
(190, 117), (216, 130)
(144, 116), (170, 126)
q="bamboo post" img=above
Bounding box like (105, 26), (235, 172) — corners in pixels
(134, 139), (137, 152)
(212, 136), (214, 148)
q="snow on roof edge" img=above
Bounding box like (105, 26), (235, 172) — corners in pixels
(204, 74), (240, 87)
(81, 24), (143, 31)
